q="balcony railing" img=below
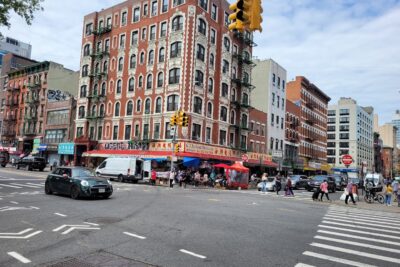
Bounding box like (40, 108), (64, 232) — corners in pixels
(3, 115), (17, 121)
(89, 71), (108, 80)
(233, 31), (257, 47)
(5, 100), (18, 107)
(23, 129), (37, 136)
(90, 50), (109, 59)
(44, 137), (67, 144)
(24, 114), (38, 121)
(92, 25), (112, 36)
(2, 130), (16, 137)
(27, 81), (41, 88)
(232, 53), (255, 66)
(25, 96), (40, 105)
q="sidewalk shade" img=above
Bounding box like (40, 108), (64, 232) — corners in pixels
(183, 157), (200, 167)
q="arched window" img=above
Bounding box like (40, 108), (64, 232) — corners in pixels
(136, 99), (141, 112)
(193, 97), (202, 114)
(172, 15), (183, 31)
(222, 60), (229, 74)
(95, 62), (100, 73)
(148, 50), (154, 64)
(208, 78), (213, 93)
(80, 85), (87, 98)
(99, 104), (105, 116)
(169, 68), (180, 84)
(221, 83), (229, 97)
(78, 106), (85, 118)
(83, 44), (90, 56)
(146, 74), (153, 89)
(114, 102), (120, 116)
(101, 82), (106, 96)
(198, 18), (206, 35)
(138, 75), (143, 87)
(230, 110), (235, 124)
(91, 105), (96, 116)
(241, 114), (248, 128)
(128, 77), (135, 92)
(144, 99), (151, 114)
(157, 72), (164, 87)
(167, 95), (179, 111)
(196, 44), (205, 61)
(207, 102), (212, 118)
(93, 84), (98, 96)
(232, 67), (237, 79)
(126, 101), (133, 116)
(220, 106), (227, 121)
(155, 97), (162, 113)
(243, 72), (250, 83)
(224, 37), (230, 52)
(103, 61), (108, 72)
(170, 41), (182, 58)
(231, 88), (236, 101)
(195, 70), (204, 85)
(209, 53), (214, 67)
(158, 47), (165, 62)
(243, 93), (249, 105)
(116, 80), (122, 94)
(130, 54), (136, 69)
(118, 57), (124, 71)
(81, 65), (89, 77)
(140, 52), (145, 64)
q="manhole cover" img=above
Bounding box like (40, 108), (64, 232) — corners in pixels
(85, 217), (122, 224)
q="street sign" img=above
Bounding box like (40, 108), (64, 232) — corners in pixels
(241, 154), (249, 162)
(272, 151), (283, 158)
(342, 154), (353, 166)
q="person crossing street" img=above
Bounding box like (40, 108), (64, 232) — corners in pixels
(319, 180), (330, 201)
(345, 180), (357, 205)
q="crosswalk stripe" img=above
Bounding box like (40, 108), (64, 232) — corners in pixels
(327, 211), (399, 222)
(322, 217), (400, 230)
(328, 207), (400, 218)
(327, 209), (400, 220)
(310, 242), (400, 264)
(294, 263), (315, 267)
(317, 230), (400, 246)
(321, 221), (399, 234)
(318, 225), (400, 239)
(0, 184), (22, 188)
(303, 251), (377, 267)
(314, 235), (400, 254)
(324, 214), (399, 226)
(10, 183), (42, 188)
(26, 183), (44, 187)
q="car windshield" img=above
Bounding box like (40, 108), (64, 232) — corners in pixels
(72, 168), (95, 177)
(334, 176), (342, 181)
(313, 176), (326, 182)
(267, 177), (275, 182)
(290, 176), (300, 181)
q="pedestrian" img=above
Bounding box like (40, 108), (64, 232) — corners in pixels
(391, 179), (399, 205)
(169, 170), (175, 188)
(345, 180), (357, 205)
(286, 177), (294, 196)
(11, 158), (15, 167)
(194, 171), (201, 187)
(261, 173), (268, 193)
(320, 180), (330, 201)
(151, 169), (157, 186)
(385, 183), (393, 206)
(275, 175), (282, 195)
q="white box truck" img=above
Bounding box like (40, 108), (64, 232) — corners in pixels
(95, 157), (151, 183)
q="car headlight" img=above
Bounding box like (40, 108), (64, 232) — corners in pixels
(81, 180), (89, 187)
(107, 180), (112, 185)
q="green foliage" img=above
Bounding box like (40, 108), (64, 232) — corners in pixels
(0, 0), (44, 28)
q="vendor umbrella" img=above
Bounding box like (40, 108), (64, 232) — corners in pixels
(213, 163), (230, 169)
(183, 157), (201, 167)
(229, 162), (249, 173)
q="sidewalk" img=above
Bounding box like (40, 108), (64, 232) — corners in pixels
(332, 199), (400, 214)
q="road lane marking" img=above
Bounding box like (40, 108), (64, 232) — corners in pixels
(26, 183), (44, 186)
(303, 251), (376, 267)
(7, 252), (31, 263)
(61, 227), (100, 235)
(294, 263), (315, 267)
(179, 249), (206, 259)
(317, 230), (400, 246)
(0, 230), (42, 239)
(324, 214), (399, 226)
(84, 222), (99, 226)
(0, 184), (22, 188)
(310, 242), (400, 264)
(10, 183), (42, 188)
(123, 232), (146, 240)
(318, 225), (399, 239)
(0, 228), (33, 235)
(328, 207), (400, 218)
(327, 210), (400, 221)
(321, 221), (400, 234)
(323, 217), (400, 230)
(314, 235), (400, 254)
(54, 213), (67, 217)
(10, 201), (19, 204)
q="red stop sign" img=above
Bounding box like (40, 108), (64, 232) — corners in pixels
(241, 154), (249, 162)
(342, 154), (353, 166)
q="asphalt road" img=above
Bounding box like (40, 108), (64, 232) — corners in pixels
(0, 167), (399, 267)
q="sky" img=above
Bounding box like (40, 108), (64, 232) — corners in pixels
(0, 0), (399, 124)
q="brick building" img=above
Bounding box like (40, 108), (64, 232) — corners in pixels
(3, 61), (78, 154)
(382, 146), (394, 178)
(283, 99), (301, 173)
(287, 76), (331, 174)
(77, 0), (273, 166)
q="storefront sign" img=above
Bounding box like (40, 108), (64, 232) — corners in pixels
(32, 138), (41, 154)
(58, 143), (74, 155)
(38, 144), (48, 151)
(101, 140), (149, 150)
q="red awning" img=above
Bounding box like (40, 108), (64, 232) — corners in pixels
(214, 163), (231, 168)
(82, 150), (171, 158)
(229, 162), (249, 173)
(264, 161), (278, 168)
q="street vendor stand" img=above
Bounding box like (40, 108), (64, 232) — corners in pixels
(214, 162), (249, 189)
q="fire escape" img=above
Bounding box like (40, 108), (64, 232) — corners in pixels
(230, 30), (256, 152)
(2, 85), (20, 142)
(23, 81), (41, 136)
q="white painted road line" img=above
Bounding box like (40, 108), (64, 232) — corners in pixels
(123, 232), (146, 240)
(0, 230), (42, 239)
(10, 183), (41, 188)
(0, 184), (22, 188)
(26, 183), (44, 187)
(325, 214), (399, 226)
(54, 213), (67, 217)
(61, 227), (100, 235)
(317, 230), (400, 246)
(10, 201), (19, 204)
(303, 251), (377, 267)
(318, 225), (400, 240)
(310, 242), (400, 264)
(321, 220), (400, 234)
(294, 263), (315, 267)
(84, 222), (99, 226)
(0, 228), (33, 235)
(179, 249), (207, 259)
(328, 207), (400, 219)
(327, 210), (400, 221)
(314, 235), (400, 254)
(323, 217), (400, 230)
(7, 251), (31, 263)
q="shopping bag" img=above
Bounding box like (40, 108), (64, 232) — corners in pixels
(340, 192), (347, 201)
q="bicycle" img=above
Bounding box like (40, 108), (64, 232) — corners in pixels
(364, 189), (384, 204)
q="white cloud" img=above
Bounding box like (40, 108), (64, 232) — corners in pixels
(0, 0), (399, 123)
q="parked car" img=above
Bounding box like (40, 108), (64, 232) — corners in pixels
(257, 177), (286, 191)
(306, 175), (336, 193)
(45, 167), (113, 199)
(328, 174), (347, 191)
(16, 156), (46, 171)
(0, 150), (9, 167)
(95, 157), (151, 183)
(289, 175), (309, 189)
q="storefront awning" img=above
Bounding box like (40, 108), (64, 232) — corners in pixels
(264, 161), (278, 168)
(183, 157), (200, 167)
(82, 150), (170, 159)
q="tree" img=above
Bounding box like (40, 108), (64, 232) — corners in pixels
(0, 0), (44, 29)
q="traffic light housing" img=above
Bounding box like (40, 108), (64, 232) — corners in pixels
(174, 144), (180, 153)
(249, 0), (263, 32)
(182, 113), (189, 127)
(170, 114), (177, 126)
(228, 0), (252, 32)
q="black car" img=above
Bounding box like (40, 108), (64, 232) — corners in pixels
(290, 175), (309, 189)
(306, 175), (336, 193)
(45, 167), (113, 199)
(16, 156), (46, 171)
(328, 174), (347, 191)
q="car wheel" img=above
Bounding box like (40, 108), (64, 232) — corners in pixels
(70, 186), (80, 200)
(16, 165), (20, 169)
(103, 194), (111, 199)
(44, 182), (53, 195)
(39, 168), (44, 172)
(118, 175), (124, 183)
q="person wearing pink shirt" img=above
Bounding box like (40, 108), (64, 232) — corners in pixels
(320, 180), (330, 201)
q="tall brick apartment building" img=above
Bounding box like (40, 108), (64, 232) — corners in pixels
(283, 99), (301, 173)
(77, 0), (273, 166)
(287, 76), (331, 173)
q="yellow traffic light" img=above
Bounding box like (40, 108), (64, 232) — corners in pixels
(182, 113), (189, 127)
(228, 0), (252, 32)
(174, 144), (180, 153)
(170, 114), (177, 126)
(249, 0), (263, 32)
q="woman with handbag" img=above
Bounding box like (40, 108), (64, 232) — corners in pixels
(320, 180), (330, 201)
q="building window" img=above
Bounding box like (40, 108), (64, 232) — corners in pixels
(192, 123), (201, 141)
(99, 104), (105, 116)
(198, 18), (206, 35)
(157, 72), (164, 87)
(193, 97), (202, 114)
(165, 122), (172, 139)
(169, 68), (180, 84)
(222, 60), (229, 74)
(151, 1), (158, 16)
(210, 29), (216, 44)
(118, 57), (124, 71)
(162, 0), (168, 12)
(135, 124), (140, 137)
(221, 83), (228, 97)
(80, 85), (87, 98)
(172, 15), (183, 31)
(208, 78), (213, 93)
(76, 127), (83, 138)
(126, 101), (133, 116)
(121, 11), (127, 25)
(130, 54), (137, 69)
(224, 12), (229, 27)
(340, 108), (350, 115)
(223, 37), (230, 52)
(85, 23), (93, 36)
(136, 99), (141, 112)
(150, 25), (156, 40)
(119, 34), (126, 49)
(141, 27), (147, 40)
(206, 127), (211, 143)
(209, 53), (214, 68)
(160, 21), (167, 37)
(113, 125), (118, 140)
(148, 50), (154, 65)
(138, 76), (143, 87)
(219, 130), (227, 145)
(155, 97), (162, 113)
(116, 80), (122, 94)
(159, 47), (165, 62)
(133, 8), (140, 22)
(124, 125), (131, 140)
(241, 114), (248, 128)
(197, 44), (205, 61)
(230, 110), (235, 124)
(143, 124), (149, 139)
(83, 44), (90, 56)
(144, 99), (151, 114)
(146, 74), (153, 89)
(128, 77), (135, 92)
(98, 126), (103, 140)
(167, 95), (179, 111)
(277, 96), (280, 108)
(78, 106), (85, 119)
(114, 102), (120, 117)
(195, 70), (204, 86)
(207, 102), (212, 118)
(170, 41), (182, 57)
(143, 3), (148, 16)
(271, 113), (274, 126)
(140, 52), (145, 64)
(220, 106), (227, 121)
(131, 31), (139, 44)
(154, 123), (161, 139)
(211, 4), (217, 20)
(81, 65), (88, 77)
